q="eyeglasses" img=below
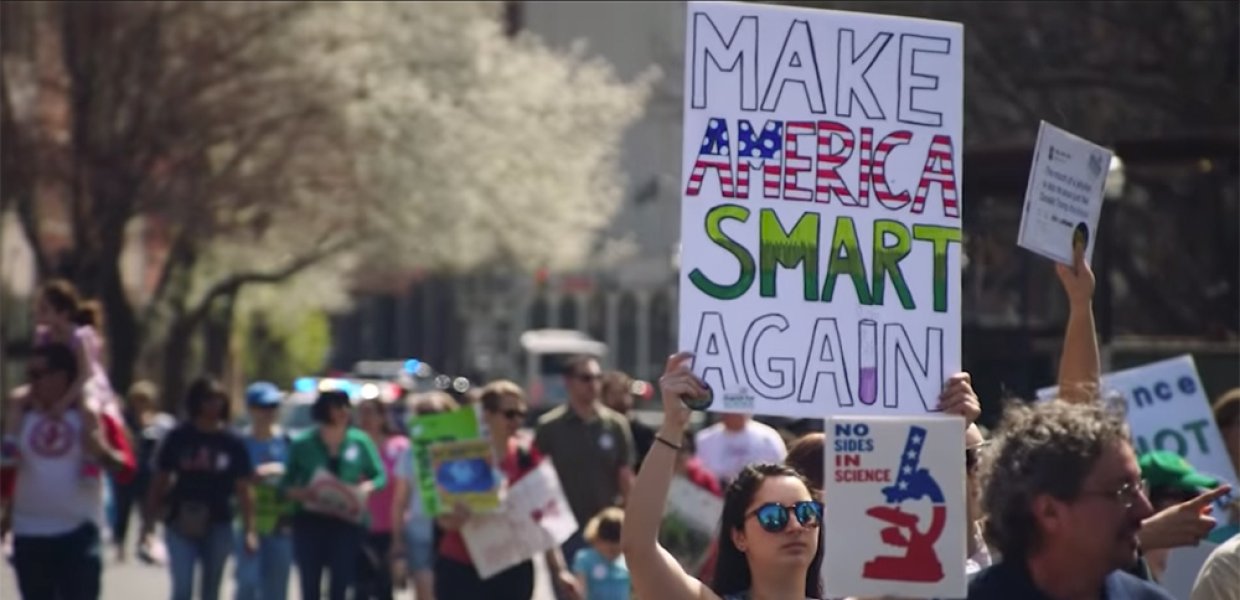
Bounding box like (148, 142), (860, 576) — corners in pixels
(1081, 480), (1150, 510)
(500, 409), (527, 421)
(27, 368), (50, 381)
(746, 501), (823, 533)
(573, 373), (601, 384)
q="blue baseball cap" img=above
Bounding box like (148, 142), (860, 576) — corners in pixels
(245, 381), (283, 408)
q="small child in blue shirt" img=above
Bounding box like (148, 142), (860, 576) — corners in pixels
(573, 507), (631, 600)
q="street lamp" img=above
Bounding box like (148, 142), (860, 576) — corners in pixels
(1099, 153), (1126, 370)
(1105, 154), (1127, 201)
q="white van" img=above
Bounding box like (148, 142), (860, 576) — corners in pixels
(519, 329), (608, 412)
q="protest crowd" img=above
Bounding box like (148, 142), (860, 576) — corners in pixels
(1, 3), (1237, 600)
(1, 252), (1238, 600)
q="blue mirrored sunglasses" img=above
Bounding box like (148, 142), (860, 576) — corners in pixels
(746, 500), (823, 533)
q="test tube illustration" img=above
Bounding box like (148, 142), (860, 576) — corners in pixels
(858, 319), (878, 405)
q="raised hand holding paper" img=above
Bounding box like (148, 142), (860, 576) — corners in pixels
(1017, 121), (1113, 266)
(677, 1), (965, 419)
(823, 415), (966, 599)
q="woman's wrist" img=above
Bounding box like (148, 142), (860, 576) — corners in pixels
(656, 425), (686, 446)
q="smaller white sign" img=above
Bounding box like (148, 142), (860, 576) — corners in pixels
(823, 415), (967, 600)
(461, 461), (578, 579)
(665, 476), (724, 535)
(302, 468), (367, 524)
(1017, 121), (1113, 266)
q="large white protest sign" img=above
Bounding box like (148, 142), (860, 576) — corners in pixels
(823, 415), (966, 599)
(1037, 356), (1238, 491)
(461, 461), (578, 579)
(678, 1), (964, 418)
(1017, 121), (1113, 266)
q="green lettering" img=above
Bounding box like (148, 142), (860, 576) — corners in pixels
(690, 204), (756, 300)
(871, 220), (915, 309)
(912, 224), (962, 312)
(821, 216), (872, 304)
(759, 209), (820, 300)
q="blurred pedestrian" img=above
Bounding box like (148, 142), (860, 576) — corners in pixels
(573, 507), (630, 600)
(281, 390), (385, 600)
(694, 412), (786, 486)
(969, 401), (1174, 599)
(7, 344), (134, 600)
(113, 379), (176, 563)
(435, 381), (579, 600)
(233, 381), (294, 600)
(535, 355), (636, 574)
(601, 371), (654, 472)
(390, 391), (458, 600)
(144, 376), (256, 600)
(355, 398), (409, 600)
(1190, 532), (1240, 600)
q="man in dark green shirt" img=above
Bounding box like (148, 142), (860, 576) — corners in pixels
(535, 355), (636, 573)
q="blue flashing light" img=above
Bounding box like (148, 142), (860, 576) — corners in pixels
(294, 378), (317, 393)
(404, 359), (422, 375)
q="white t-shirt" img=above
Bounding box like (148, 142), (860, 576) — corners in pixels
(1191, 533), (1240, 600)
(13, 411), (104, 536)
(695, 420), (788, 482)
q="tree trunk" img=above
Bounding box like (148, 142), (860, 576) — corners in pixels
(203, 292), (237, 378)
(159, 316), (197, 417)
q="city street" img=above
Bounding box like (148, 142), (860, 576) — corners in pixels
(0, 547), (556, 600)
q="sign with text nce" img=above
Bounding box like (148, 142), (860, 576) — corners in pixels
(1037, 355), (1239, 498)
(679, 2), (965, 418)
(823, 416), (967, 599)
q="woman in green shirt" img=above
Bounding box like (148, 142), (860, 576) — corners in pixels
(281, 390), (386, 600)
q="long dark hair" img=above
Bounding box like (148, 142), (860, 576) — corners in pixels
(710, 463), (824, 598)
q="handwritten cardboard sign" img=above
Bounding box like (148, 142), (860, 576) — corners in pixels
(461, 461), (578, 579)
(1017, 121), (1113, 266)
(302, 468), (367, 524)
(823, 415), (966, 599)
(678, 1), (965, 418)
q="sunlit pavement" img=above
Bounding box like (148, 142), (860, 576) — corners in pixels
(1, 548), (555, 600)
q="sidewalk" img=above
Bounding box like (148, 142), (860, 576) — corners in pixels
(1, 550), (555, 599)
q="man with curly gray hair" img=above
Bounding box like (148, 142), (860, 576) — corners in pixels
(967, 400), (1174, 599)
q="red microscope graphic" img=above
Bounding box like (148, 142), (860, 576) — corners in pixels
(862, 426), (946, 583)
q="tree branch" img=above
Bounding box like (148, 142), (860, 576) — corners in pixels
(182, 235), (356, 327)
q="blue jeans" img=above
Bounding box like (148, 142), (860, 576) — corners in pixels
(403, 515), (435, 572)
(233, 532), (293, 600)
(166, 522), (234, 600)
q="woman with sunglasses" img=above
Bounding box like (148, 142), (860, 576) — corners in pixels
(432, 380), (579, 600)
(624, 352), (825, 600)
